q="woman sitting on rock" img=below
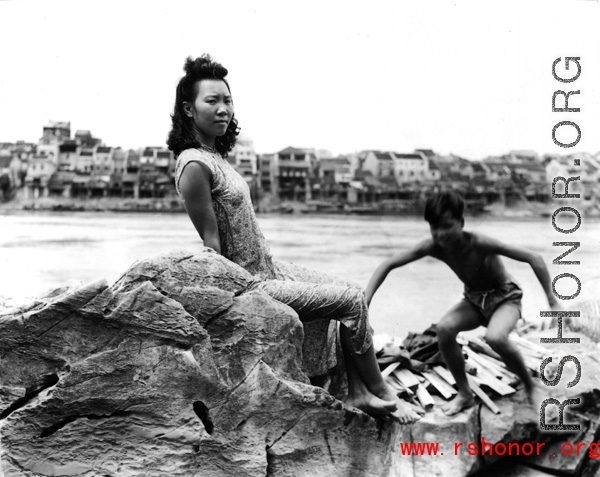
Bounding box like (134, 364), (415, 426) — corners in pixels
(166, 54), (419, 423)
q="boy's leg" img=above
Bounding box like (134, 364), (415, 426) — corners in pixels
(485, 303), (534, 397)
(437, 300), (484, 415)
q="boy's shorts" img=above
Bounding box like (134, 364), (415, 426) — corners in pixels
(462, 281), (523, 325)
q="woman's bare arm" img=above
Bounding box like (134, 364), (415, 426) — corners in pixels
(179, 161), (221, 253)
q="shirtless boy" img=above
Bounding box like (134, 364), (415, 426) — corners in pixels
(366, 191), (560, 415)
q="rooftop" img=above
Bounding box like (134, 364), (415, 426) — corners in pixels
(394, 153), (423, 161)
(374, 152), (394, 161)
(278, 146), (313, 156)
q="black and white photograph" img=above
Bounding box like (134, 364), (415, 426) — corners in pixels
(1, 1), (600, 475)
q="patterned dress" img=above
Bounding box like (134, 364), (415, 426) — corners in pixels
(175, 148), (373, 377)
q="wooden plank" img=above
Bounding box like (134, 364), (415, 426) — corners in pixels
(464, 359), (504, 395)
(469, 336), (539, 375)
(386, 376), (404, 394)
(433, 365), (456, 386)
(415, 383), (435, 411)
(473, 350), (508, 370)
(378, 356), (401, 365)
(381, 361), (400, 378)
(465, 361), (478, 376)
(393, 368), (420, 391)
(421, 370), (456, 400)
(464, 349), (516, 396)
(522, 355), (540, 375)
(388, 374), (414, 398)
(456, 333), (469, 345)
(473, 354), (520, 387)
(513, 343), (544, 360)
(464, 348), (504, 379)
(472, 351), (518, 378)
(467, 375), (501, 414)
(467, 337), (502, 360)
(509, 333), (548, 355)
(471, 369), (516, 396)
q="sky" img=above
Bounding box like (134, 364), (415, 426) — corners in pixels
(1, 0), (599, 159)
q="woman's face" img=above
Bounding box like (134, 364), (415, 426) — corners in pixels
(184, 79), (233, 143)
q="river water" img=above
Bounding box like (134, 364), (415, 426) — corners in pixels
(1, 210), (599, 339)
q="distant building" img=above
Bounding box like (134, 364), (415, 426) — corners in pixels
(142, 147), (160, 164)
(426, 158), (442, 181)
(74, 130), (101, 148)
(155, 149), (174, 176)
(392, 151), (427, 183)
(316, 156), (353, 201)
(361, 150), (395, 178)
(415, 149), (442, 182)
(274, 146), (316, 201)
(40, 121), (71, 145)
(95, 146), (114, 175)
(25, 153), (56, 198)
(109, 149), (127, 197)
(230, 135), (258, 183)
(318, 156), (353, 185)
(544, 155), (596, 198)
(506, 161), (546, 185)
(36, 143), (59, 165)
(123, 150), (141, 198)
(470, 162), (487, 182)
(76, 148), (95, 174)
(0, 156), (12, 200)
(112, 148), (128, 175)
(57, 140), (79, 172)
(258, 153), (275, 193)
(482, 158), (511, 183)
(48, 171), (75, 197)
(508, 150), (539, 164)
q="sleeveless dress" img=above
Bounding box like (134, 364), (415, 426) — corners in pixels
(175, 148), (373, 377)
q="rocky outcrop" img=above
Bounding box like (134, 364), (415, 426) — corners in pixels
(0, 251), (399, 477)
(1, 250), (600, 476)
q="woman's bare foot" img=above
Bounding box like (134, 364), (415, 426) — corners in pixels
(346, 391), (397, 417)
(442, 392), (475, 416)
(371, 381), (400, 403)
(392, 399), (422, 424)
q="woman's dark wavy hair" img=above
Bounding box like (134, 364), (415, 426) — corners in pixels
(166, 54), (240, 157)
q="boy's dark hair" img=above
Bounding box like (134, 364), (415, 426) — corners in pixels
(166, 54), (240, 158)
(424, 190), (465, 225)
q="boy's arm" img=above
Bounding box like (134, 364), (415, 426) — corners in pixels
(478, 235), (559, 308)
(365, 239), (432, 306)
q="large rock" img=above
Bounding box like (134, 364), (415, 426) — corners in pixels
(2, 249), (600, 476)
(0, 250), (399, 477)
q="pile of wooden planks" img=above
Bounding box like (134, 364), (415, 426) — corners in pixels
(377, 332), (546, 415)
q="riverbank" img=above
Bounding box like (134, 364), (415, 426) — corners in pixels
(0, 194), (559, 218)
